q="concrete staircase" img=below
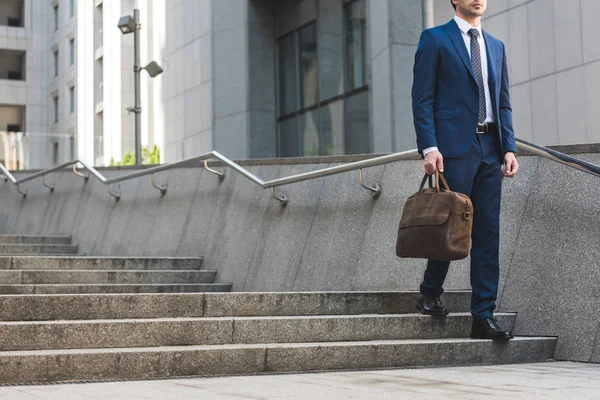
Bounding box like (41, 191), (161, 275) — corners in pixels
(0, 235), (556, 384)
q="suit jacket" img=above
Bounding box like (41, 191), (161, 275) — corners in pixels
(412, 19), (517, 159)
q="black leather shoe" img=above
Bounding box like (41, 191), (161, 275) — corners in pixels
(416, 294), (449, 316)
(471, 318), (514, 340)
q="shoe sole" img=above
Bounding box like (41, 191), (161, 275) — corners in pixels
(415, 303), (449, 317)
(470, 333), (514, 341)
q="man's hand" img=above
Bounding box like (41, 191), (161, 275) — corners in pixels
(424, 150), (444, 175)
(503, 152), (519, 177)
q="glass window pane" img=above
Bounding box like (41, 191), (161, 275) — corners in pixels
(346, 90), (369, 154)
(69, 87), (75, 114)
(318, 0), (344, 100)
(278, 33), (297, 116)
(299, 23), (318, 109)
(54, 51), (58, 77)
(54, 6), (59, 31)
(321, 100), (345, 156)
(279, 117), (299, 157)
(346, 0), (367, 91)
(70, 39), (75, 65)
(54, 96), (59, 123)
(298, 109), (319, 156)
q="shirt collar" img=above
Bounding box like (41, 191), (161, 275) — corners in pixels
(453, 15), (482, 36)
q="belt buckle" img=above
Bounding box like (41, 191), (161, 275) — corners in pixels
(476, 123), (487, 134)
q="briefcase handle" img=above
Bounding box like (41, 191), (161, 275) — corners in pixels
(419, 169), (451, 193)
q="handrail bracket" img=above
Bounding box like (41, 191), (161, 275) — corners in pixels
(272, 187), (288, 207)
(42, 175), (55, 193)
(151, 174), (167, 195)
(72, 163), (90, 182)
(358, 168), (382, 198)
(108, 184), (121, 201)
(16, 184), (27, 197)
(204, 160), (225, 181)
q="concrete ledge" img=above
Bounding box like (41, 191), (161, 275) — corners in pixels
(0, 244), (79, 255)
(0, 294), (207, 321)
(0, 257), (204, 270)
(0, 337), (556, 384)
(0, 313), (516, 351)
(0, 235), (71, 245)
(263, 337), (557, 373)
(0, 283), (232, 294)
(0, 291), (469, 321)
(0, 270), (217, 285)
(203, 291), (472, 316)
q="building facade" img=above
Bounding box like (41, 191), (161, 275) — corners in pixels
(1, 0), (599, 170)
(0, 0), (165, 170)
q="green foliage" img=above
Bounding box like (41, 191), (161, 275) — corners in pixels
(109, 145), (161, 167)
(143, 145), (161, 165)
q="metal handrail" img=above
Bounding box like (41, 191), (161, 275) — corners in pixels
(1, 138), (599, 206)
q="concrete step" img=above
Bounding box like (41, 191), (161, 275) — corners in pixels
(0, 313), (516, 351)
(0, 337), (557, 384)
(0, 291), (472, 321)
(0, 235), (72, 245)
(0, 244), (79, 255)
(0, 256), (204, 270)
(0, 283), (232, 294)
(0, 270), (216, 284)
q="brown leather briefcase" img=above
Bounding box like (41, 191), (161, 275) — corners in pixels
(396, 170), (473, 261)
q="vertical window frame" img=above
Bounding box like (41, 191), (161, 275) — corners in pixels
(69, 86), (75, 114)
(53, 95), (59, 124)
(53, 5), (59, 32)
(53, 49), (59, 77)
(69, 38), (75, 66)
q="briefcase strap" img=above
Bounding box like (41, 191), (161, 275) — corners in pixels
(419, 170), (452, 193)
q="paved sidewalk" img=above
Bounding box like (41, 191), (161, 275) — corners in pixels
(0, 362), (599, 399)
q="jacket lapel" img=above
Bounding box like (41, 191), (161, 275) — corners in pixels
(443, 19), (476, 83)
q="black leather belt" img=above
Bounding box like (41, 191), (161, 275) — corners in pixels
(476, 123), (497, 134)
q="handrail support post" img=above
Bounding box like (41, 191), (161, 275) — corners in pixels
(271, 187), (288, 207)
(151, 174), (167, 195)
(16, 184), (27, 197)
(203, 160), (225, 181)
(108, 184), (121, 201)
(72, 163), (90, 182)
(358, 168), (382, 198)
(42, 175), (55, 193)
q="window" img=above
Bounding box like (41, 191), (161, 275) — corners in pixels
(345, 0), (367, 91)
(69, 86), (75, 114)
(7, 18), (21, 27)
(52, 142), (59, 165)
(53, 5), (59, 32)
(278, 33), (297, 117)
(69, 39), (75, 65)
(299, 24), (318, 109)
(53, 96), (59, 123)
(70, 0), (75, 18)
(276, 0), (370, 157)
(53, 50), (59, 77)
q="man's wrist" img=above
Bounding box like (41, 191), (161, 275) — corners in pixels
(423, 146), (439, 156)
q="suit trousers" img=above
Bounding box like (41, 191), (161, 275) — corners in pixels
(419, 131), (503, 320)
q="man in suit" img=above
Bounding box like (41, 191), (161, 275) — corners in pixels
(412, 0), (519, 340)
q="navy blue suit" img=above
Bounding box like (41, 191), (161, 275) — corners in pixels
(411, 19), (516, 320)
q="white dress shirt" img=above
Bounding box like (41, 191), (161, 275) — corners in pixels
(423, 15), (494, 156)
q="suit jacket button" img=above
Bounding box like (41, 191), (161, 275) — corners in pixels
(473, 109), (477, 115)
